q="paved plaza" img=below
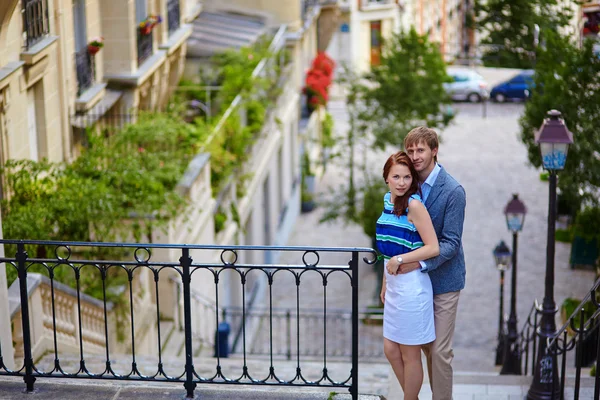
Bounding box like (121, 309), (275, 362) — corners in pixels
(279, 67), (596, 379)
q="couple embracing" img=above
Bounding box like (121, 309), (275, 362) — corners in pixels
(376, 126), (467, 400)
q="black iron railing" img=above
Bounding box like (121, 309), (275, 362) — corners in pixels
(137, 29), (153, 66)
(75, 48), (94, 95)
(22, 0), (50, 49)
(167, 0), (181, 34)
(515, 278), (600, 399)
(224, 307), (384, 360)
(517, 300), (540, 376)
(0, 239), (375, 400)
(71, 107), (138, 134)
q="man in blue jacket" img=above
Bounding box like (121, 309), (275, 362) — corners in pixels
(399, 126), (467, 400)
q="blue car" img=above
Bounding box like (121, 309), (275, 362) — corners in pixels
(490, 70), (535, 102)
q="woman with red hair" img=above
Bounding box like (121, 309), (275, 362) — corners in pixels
(376, 151), (439, 399)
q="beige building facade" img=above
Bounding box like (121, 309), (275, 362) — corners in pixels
(0, 0), (192, 167)
(328, 0), (401, 73)
(404, 0), (471, 61)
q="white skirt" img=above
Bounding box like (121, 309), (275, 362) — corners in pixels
(383, 261), (435, 345)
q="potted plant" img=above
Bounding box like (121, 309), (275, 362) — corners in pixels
(301, 152), (316, 213)
(569, 206), (600, 269)
(87, 37), (104, 55)
(139, 15), (162, 35)
(303, 52), (335, 113)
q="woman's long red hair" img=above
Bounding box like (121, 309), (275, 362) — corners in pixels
(382, 151), (421, 216)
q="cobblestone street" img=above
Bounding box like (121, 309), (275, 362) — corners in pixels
(278, 67), (596, 374)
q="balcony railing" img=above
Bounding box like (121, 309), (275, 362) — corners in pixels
(167, 0), (181, 34)
(22, 0), (50, 49)
(0, 239), (376, 400)
(361, 0), (395, 7)
(137, 28), (153, 66)
(75, 48), (94, 95)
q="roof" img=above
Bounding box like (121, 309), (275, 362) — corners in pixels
(186, 11), (268, 58)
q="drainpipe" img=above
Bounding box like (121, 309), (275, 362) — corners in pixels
(53, 4), (72, 162)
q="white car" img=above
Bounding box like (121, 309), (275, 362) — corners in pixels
(444, 68), (489, 103)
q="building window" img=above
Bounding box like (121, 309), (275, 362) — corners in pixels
(73, 0), (94, 94)
(22, 0), (50, 49)
(136, 0), (153, 66)
(370, 21), (382, 66)
(167, 0), (181, 34)
(26, 88), (40, 161)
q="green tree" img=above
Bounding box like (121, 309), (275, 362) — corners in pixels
(476, 0), (573, 68)
(520, 32), (600, 206)
(358, 28), (453, 150)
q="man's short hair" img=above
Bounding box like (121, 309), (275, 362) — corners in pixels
(404, 126), (439, 152)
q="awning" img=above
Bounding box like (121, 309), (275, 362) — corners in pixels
(186, 11), (268, 58)
(71, 89), (123, 129)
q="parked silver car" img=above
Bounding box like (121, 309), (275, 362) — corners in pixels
(444, 68), (489, 103)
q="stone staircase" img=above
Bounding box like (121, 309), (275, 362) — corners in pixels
(30, 332), (597, 399)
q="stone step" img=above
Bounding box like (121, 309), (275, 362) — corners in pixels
(0, 376), (383, 400)
(34, 352), (390, 396)
(386, 368), (597, 400)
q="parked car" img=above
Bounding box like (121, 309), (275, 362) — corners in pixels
(444, 68), (489, 103)
(490, 70), (535, 102)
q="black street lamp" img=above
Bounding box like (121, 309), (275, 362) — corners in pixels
(493, 240), (511, 366)
(527, 110), (574, 400)
(501, 194), (527, 375)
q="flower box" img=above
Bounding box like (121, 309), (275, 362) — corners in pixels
(139, 15), (162, 35)
(87, 37), (104, 55)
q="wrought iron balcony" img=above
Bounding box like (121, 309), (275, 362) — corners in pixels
(167, 0), (181, 34)
(75, 48), (94, 95)
(22, 0), (50, 49)
(137, 28), (154, 66)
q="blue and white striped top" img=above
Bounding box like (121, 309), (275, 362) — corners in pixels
(375, 192), (424, 260)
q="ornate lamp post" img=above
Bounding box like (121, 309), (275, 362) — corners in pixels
(527, 110), (574, 400)
(493, 240), (511, 366)
(501, 194), (527, 375)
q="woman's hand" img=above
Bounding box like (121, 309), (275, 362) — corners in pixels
(386, 257), (399, 275)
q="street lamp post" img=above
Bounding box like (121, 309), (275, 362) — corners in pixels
(493, 240), (511, 366)
(501, 194), (527, 375)
(527, 110), (574, 400)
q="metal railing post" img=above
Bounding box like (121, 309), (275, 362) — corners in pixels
(16, 243), (36, 392)
(180, 248), (196, 398)
(350, 251), (359, 400)
(286, 309), (292, 361)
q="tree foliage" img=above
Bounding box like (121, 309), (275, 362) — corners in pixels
(476, 0), (573, 68)
(520, 32), (600, 207)
(357, 28), (453, 149)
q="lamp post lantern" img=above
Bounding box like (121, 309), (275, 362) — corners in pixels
(527, 110), (573, 399)
(493, 240), (511, 366)
(501, 194), (527, 375)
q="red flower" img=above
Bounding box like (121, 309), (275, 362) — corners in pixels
(303, 52), (336, 109)
(312, 51), (335, 78)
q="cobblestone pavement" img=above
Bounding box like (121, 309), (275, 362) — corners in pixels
(277, 67), (596, 376)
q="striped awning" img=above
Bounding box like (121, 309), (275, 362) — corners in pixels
(186, 11), (267, 58)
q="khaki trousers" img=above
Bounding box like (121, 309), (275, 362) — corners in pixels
(422, 291), (460, 400)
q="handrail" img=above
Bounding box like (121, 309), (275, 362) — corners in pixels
(516, 276), (600, 399)
(549, 276), (600, 347)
